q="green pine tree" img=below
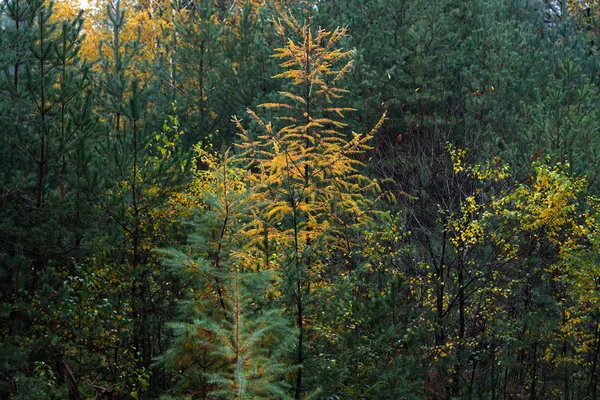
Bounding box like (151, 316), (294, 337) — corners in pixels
(89, 1), (190, 395)
(0, 0), (95, 397)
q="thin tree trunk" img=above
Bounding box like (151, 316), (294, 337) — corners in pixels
(588, 321), (600, 399)
(36, 8), (47, 209)
(435, 231), (446, 346)
(295, 279), (303, 400)
(14, 0), (20, 89)
(531, 341), (537, 400)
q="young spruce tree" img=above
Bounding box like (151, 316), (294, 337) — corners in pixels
(161, 149), (294, 399)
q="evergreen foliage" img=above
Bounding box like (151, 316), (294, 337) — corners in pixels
(160, 148), (294, 399)
(3, 0), (600, 398)
(91, 1), (190, 394)
(0, 1), (95, 396)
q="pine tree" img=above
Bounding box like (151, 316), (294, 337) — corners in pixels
(168, 0), (280, 149)
(168, 0), (228, 147)
(90, 1), (190, 395)
(0, 0), (95, 396)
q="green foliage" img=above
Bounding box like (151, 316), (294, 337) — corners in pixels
(160, 148), (294, 398)
(90, 2), (191, 395)
(167, 0), (279, 148)
(0, 0), (96, 397)
(4, 0), (600, 398)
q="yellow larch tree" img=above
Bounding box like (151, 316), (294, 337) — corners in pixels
(235, 13), (386, 399)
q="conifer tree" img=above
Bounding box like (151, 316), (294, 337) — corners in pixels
(0, 0), (95, 396)
(236, 13), (385, 398)
(168, 0), (227, 147)
(168, 0), (280, 148)
(161, 149), (293, 398)
(90, 1), (189, 394)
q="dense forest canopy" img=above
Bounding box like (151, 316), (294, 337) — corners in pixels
(3, 0), (600, 398)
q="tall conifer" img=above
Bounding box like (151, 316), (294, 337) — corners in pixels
(0, 0), (94, 396)
(236, 13), (385, 398)
(91, 1), (189, 394)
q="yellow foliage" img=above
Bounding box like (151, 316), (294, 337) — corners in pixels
(231, 15), (386, 280)
(76, 0), (173, 75)
(493, 162), (585, 245)
(49, 0), (81, 20)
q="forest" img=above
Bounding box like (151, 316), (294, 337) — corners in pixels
(3, 0), (600, 398)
